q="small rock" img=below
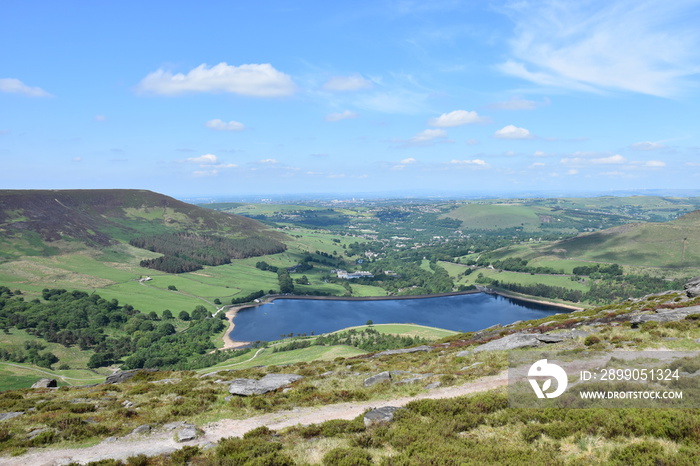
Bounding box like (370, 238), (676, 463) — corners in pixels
(363, 371), (392, 387)
(460, 362), (484, 371)
(364, 406), (402, 427)
(199, 371), (220, 378)
(27, 428), (50, 440)
(455, 349), (472, 357)
(389, 370), (413, 376)
(122, 400), (135, 409)
(31, 378), (57, 388)
(131, 424), (151, 435)
(320, 371), (334, 377)
(102, 436), (119, 443)
(425, 382), (442, 390)
(0, 412), (24, 422)
(177, 426), (197, 442)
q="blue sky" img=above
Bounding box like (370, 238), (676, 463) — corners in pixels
(2, 0), (700, 198)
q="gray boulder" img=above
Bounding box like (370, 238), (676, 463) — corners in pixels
(177, 425), (198, 442)
(131, 424), (151, 435)
(228, 373), (303, 396)
(373, 345), (432, 357)
(363, 371), (392, 387)
(27, 428), (51, 440)
(684, 277), (700, 298)
(0, 412), (24, 422)
(463, 332), (566, 354)
(31, 378), (57, 388)
(105, 368), (157, 384)
(364, 406), (403, 427)
(425, 382), (442, 390)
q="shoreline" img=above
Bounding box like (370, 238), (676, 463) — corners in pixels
(220, 289), (583, 348)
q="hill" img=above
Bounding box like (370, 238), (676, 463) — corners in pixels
(0, 189), (276, 251)
(539, 210), (700, 267)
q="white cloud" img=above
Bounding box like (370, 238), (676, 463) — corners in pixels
(530, 162), (546, 167)
(72, 157), (82, 162)
(561, 154), (626, 166)
(566, 169), (579, 175)
(593, 155), (626, 164)
(466, 138), (480, 145)
(205, 119), (245, 131)
(187, 154), (218, 164)
(450, 159), (488, 166)
(0, 78), (51, 97)
(498, 0), (700, 97)
(533, 151), (548, 157)
(645, 160), (666, 167)
(400, 158), (417, 164)
(494, 125), (533, 140)
(323, 74), (373, 91)
(325, 110), (358, 122)
(428, 110), (489, 127)
(630, 141), (666, 151)
(94, 115), (107, 122)
(136, 62), (296, 97)
(259, 158), (278, 164)
(487, 97), (550, 110)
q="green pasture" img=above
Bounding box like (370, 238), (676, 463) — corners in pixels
(341, 323), (457, 340)
(464, 268), (589, 291)
(441, 203), (543, 230)
(202, 344), (367, 372)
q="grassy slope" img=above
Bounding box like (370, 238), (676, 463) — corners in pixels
(541, 211), (700, 267)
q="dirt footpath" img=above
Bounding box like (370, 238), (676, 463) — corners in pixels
(0, 372), (508, 466)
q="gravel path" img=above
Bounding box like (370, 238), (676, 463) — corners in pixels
(0, 371), (508, 466)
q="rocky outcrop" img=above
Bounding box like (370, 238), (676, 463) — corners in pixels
(629, 305), (700, 326)
(31, 378), (57, 388)
(228, 373), (303, 396)
(364, 406), (403, 427)
(373, 345), (432, 357)
(105, 369), (158, 384)
(684, 277), (700, 298)
(363, 371), (392, 387)
(456, 332), (566, 356)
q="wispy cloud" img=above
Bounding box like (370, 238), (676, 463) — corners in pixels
(428, 110), (490, 127)
(0, 78), (52, 97)
(498, 0), (700, 97)
(184, 154), (237, 176)
(487, 97), (550, 110)
(205, 119), (245, 131)
(399, 129), (451, 147)
(630, 141), (666, 151)
(325, 110), (358, 122)
(323, 74), (373, 91)
(136, 62), (296, 97)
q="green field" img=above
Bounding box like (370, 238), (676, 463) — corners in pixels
(441, 203), (544, 230)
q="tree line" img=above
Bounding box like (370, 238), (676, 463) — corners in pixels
(130, 232), (286, 273)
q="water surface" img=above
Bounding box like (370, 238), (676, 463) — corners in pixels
(230, 293), (567, 342)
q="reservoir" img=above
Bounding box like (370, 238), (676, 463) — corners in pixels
(229, 292), (569, 343)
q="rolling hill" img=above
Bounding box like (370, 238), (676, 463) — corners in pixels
(0, 189), (277, 248)
(539, 210), (700, 267)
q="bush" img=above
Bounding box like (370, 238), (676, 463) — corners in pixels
(322, 447), (372, 466)
(584, 335), (601, 346)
